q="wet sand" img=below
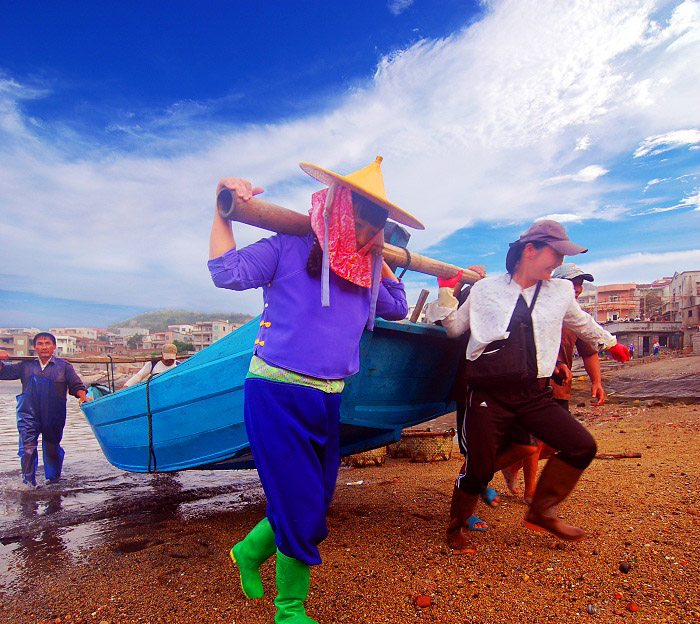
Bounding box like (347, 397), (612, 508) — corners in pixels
(2, 359), (700, 623)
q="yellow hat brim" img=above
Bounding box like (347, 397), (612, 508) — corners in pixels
(299, 162), (425, 230)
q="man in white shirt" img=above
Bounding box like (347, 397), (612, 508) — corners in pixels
(122, 343), (179, 388)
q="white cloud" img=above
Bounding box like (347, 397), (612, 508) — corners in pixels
(535, 213), (584, 223)
(633, 128), (700, 157)
(680, 188), (700, 209)
(2, 0), (700, 316)
(643, 176), (671, 191)
(575, 135), (592, 151)
(543, 165), (610, 185)
(579, 249), (700, 284)
(387, 0), (414, 15)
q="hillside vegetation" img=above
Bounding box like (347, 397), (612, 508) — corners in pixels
(107, 309), (253, 333)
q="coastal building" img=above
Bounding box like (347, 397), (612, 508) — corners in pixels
(0, 327), (41, 336)
(577, 283), (596, 315)
(664, 271), (700, 351)
(0, 333), (35, 357)
(147, 331), (175, 350)
(75, 337), (116, 355)
(167, 324), (194, 341)
(117, 327), (150, 337)
(579, 284), (638, 323)
(54, 335), (78, 356)
(604, 320), (682, 357)
(635, 277), (672, 321)
(191, 320), (238, 351)
(49, 327), (98, 340)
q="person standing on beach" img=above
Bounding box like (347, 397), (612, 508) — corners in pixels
(501, 262), (607, 504)
(122, 343), (180, 388)
(0, 332), (92, 487)
(429, 220), (629, 550)
(426, 268), (539, 531)
(208, 157), (419, 623)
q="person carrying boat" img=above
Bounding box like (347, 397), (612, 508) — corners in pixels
(208, 157), (421, 623)
(501, 262), (607, 504)
(429, 220), (629, 550)
(0, 332), (92, 488)
(121, 343), (179, 388)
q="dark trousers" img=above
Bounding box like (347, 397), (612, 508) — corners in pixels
(456, 381), (596, 495)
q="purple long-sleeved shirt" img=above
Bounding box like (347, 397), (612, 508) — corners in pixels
(0, 355), (87, 398)
(208, 233), (408, 379)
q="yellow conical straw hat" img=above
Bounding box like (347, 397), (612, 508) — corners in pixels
(299, 156), (424, 230)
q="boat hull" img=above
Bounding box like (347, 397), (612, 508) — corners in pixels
(81, 316), (462, 472)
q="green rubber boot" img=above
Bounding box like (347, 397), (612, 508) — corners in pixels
(274, 550), (317, 623)
(230, 517), (277, 599)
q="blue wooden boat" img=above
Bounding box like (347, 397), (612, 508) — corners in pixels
(82, 316), (463, 472)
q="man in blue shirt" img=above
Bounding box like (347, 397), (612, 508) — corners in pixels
(0, 332), (91, 487)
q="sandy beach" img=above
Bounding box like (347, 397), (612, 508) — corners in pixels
(1, 358), (699, 623)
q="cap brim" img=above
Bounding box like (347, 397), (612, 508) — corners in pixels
(557, 269), (595, 281)
(548, 240), (588, 255)
(299, 162), (425, 230)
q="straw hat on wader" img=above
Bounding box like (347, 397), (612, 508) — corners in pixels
(299, 156), (424, 230)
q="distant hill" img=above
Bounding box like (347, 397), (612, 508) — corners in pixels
(107, 309), (253, 333)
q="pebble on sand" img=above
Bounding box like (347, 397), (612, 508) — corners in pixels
(413, 594), (431, 608)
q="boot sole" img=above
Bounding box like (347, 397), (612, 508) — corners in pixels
(230, 547), (264, 600)
(522, 520), (586, 542)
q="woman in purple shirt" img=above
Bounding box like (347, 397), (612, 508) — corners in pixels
(208, 157), (422, 623)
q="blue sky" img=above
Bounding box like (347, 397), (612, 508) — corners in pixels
(1, 0), (699, 328)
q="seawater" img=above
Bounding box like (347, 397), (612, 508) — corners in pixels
(0, 381), (264, 588)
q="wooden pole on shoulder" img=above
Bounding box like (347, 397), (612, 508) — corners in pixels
(217, 189), (481, 285)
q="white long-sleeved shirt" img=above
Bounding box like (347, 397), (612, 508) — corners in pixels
(426, 274), (616, 378)
(123, 360), (178, 388)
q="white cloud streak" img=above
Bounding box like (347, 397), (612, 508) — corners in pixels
(543, 165), (610, 185)
(2, 0), (700, 316)
(387, 0), (415, 16)
(633, 128), (700, 157)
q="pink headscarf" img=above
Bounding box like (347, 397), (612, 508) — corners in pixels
(309, 185), (384, 329)
(309, 186), (382, 288)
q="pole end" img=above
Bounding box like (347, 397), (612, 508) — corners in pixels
(217, 188), (236, 220)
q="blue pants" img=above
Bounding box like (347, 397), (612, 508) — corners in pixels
(16, 375), (66, 485)
(243, 378), (341, 565)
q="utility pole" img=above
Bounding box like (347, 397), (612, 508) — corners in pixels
(594, 287), (598, 322)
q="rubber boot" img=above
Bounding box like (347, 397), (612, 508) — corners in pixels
(523, 456), (586, 541)
(230, 517), (277, 599)
(274, 550), (317, 623)
(445, 487), (480, 550)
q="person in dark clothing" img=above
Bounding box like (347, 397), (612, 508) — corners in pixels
(0, 332), (91, 487)
(430, 221), (629, 549)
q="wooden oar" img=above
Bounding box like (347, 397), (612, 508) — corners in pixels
(217, 189), (482, 285)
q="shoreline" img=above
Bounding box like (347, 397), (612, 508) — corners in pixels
(2, 399), (699, 623)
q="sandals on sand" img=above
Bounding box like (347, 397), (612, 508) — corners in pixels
(481, 487), (500, 507)
(467, 515), (488, 532)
